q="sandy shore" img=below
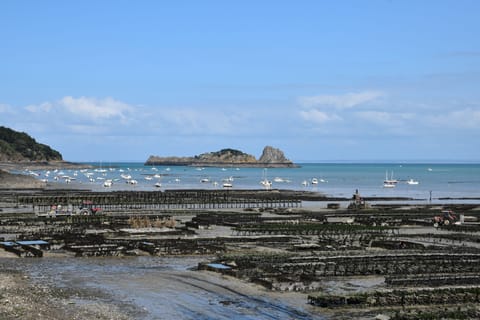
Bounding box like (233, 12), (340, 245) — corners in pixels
(0, 161), (93, 190)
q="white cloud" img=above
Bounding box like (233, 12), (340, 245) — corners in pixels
(355, 111), (414, 126)
(162, 108), (248, 135)
(299, 109), (341, 124)
(59, 96), (134, 122)
(427, 108), (480, 129)
(69, 124), (111, 135)
(299, 91), (385, 109)
(25, 102), (53, 113)
(0, 104), (14, 113)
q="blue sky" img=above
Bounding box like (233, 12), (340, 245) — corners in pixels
(1, 1), (479, 162)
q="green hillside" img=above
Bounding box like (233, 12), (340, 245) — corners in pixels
(0, 126), (62, 161)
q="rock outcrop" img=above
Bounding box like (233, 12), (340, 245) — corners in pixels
(258, 146), (291, 165)
(145, 146), (296, 167)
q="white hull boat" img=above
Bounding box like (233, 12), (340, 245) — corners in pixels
(406, 179), (419, 185)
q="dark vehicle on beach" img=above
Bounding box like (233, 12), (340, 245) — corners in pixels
(433, 210), (458, 227)
(78, 200), (103, 215)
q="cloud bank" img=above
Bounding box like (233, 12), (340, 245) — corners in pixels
(1, 93), (479, 161)
(299, 91), (384, 109)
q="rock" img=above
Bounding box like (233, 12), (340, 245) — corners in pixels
(146, 146), (297, 168)
(259, 146), (291, 164)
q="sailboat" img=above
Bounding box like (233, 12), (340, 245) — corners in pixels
(260, 168), (272, 189)
(383, 171), (397, 188)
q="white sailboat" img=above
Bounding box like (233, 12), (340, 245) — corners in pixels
(384, 171), (398, 184)
(383, 171), (397, 188)
(260, 168), (272, 190)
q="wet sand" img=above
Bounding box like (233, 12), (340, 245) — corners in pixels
(0, 256), (324, 320)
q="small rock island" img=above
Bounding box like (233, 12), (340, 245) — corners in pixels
(145, 146), (297, 168)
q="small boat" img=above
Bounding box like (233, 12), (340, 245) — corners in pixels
(260, 179), (272, 189)
(301, 180), (309, 187)
(121, 174), (132, 180)
(127, 179), (138, 185)
(273, 177), (284, 183)
(223, 183), (233, 188)
(384, 171), (398, 185)
(383, 182), (396, 188)
(311, 178), (318, 185)
(201, 178), (210, 183)
(103, 180), (113, 187)
(155, 182), (162, 188)
(145, 176), (153, 181)
(406, 179), (419, 185)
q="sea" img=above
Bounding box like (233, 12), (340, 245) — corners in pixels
(25, 162), (480, 202)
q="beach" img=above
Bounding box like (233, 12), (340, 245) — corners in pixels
(1, 163), (480, 319)
(0, 256), (321, 320)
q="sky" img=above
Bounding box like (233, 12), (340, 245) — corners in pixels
(1, 0), (479, 162)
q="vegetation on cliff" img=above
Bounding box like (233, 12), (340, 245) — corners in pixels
(0, 126), (62, 162)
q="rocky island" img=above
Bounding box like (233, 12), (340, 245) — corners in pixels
(145, 146), (297, 168)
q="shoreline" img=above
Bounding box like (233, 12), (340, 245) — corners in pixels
(0, 161), (93, 171)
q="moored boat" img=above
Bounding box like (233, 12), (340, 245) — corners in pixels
(406, 179), (419, 185)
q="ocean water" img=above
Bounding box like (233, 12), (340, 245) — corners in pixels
(26, 162), (480, 200)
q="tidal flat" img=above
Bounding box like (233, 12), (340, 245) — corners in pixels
(1, 185), (480, 319)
